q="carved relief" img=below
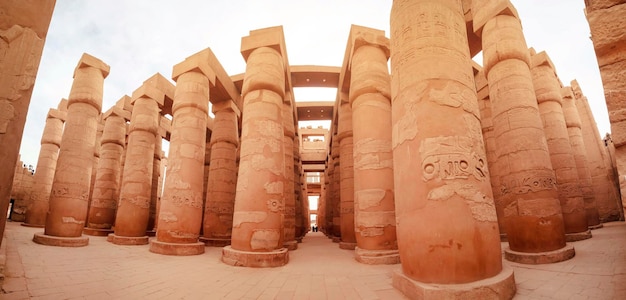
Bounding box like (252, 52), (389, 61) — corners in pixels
(250, 229), (281, 250)
(420, 136), (487, 181)
(500, 173), (557, 195)
(427, 182), (498, 222)
(267, 198), (284, 213)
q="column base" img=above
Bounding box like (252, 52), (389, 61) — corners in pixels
(284, 240), (298, 251)
(107, 234), (148, 245)
(355, 247), (400, 265)
(500, 233), (508, 242)
(199, 237), (231, 247)
(565, 230), (592, 242)
(504, 244), (575, 264)
(21, 223), (44, 228)
(589, 224), (603, 230)
(332, 236), (341, 243)
(392, 265), (516, 300)
(221, 246), (288, 268)
(296, 236), (303, 243)
(339, 242), (356, 250)
(149, 240), (205, 256)
(83, 227), (113, 236)
(33, 232), (88, 247)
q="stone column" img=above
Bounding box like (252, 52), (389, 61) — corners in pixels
(338, 99), (356, 250)
(146, 133), (163, 235)
(475, 68), (506, 239)
(87, 121), (104, 219)
(150, 50), (213, 256)
(201, 100), (240, 247)
(390, 2), (515, 297)
(0, 0), (56, 247)
(110, 75), (172, 245)
(348, 26), (399, 265)
(325, 158), (334, 237)
(294, 137), (305, 242)
(572, 80), (623, 221)
(472, 0), (574, 264)
(222, 28), (289, 267)
(33, 53), (110, 247)
(84, 105), (129, 236)
(23, 102), (66, 227)
(331, 135), (341, 242)
(562, 86), (602, 229)
(530, 50), (591, 241)
(585, 1), (626, 214)
(282, 94), (298, 250)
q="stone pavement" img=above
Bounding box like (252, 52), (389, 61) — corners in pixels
(0, 221), (625, 299)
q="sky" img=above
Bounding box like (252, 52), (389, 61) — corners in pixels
(19, 0), (609, 168)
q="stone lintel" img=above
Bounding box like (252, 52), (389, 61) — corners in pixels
(530, 50), (557, 71)
(114, 95), (133, 111)
(47, 108), (66, 121)
(57, 98), (68, 111)
(131, 73), (175, 109)
(103, 106), (131, 121)
(472, 0), (520, 37)
(392, 265), (516, 300)
(212, 99), (241, 117)
(74, 52), (110, 79)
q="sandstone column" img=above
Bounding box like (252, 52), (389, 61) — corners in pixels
(150, 50), (213, 256)
(0, 0), (56, 247)
(282, 94), (298, 250)
(348, 26), (398, 265)
(475, 68), (506, 239)
(572, 80), (623, 221)
(222, 27), (289, 267)
(23, 101), (66, 227)
(331, 135), (341, 242)
(201, 100), (240, 247)
(585, 1), (626, 214)
(338, 99), (356, 250)
(325, 158), (334, 237)
(294, 138), (305, 242)
(473, 0), (574, 264)
(110, 74), (173, 245)
(562, 86), (602, 229)
(84, 104), (129, 236)
(147, 133), (163, 235)
(33, 53), (110, 247)
(531, 50), (591, 241)
(390, 2), (515, 297)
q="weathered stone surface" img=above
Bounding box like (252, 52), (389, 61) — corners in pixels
(41, 53), (109, 245)
(348, 25), (398, 265)
(475, 2), (569, 261)
(531, 50), (588, 236)
(0, 0), (55, 247)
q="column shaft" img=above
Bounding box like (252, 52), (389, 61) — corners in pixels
(151, 71), (208, 255)
(476, 6), (573, 264)
(223, 45), (288, 267)
(23, 111), (63, 227)
(283, 99), (297, 250)
(338, 100), (356, 250)
(350, 41), (398, 265)
(110, 97), (158, 244)
(202, 105), (239, 247)
(85, 112), (126, 236)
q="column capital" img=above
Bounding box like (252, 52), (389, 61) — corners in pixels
(530, 50), (557, 71)
(56, 98), (68, 111)
(471, 0), (520, 37)
(114, 95), (133, 111)
(212, 99), (241, 117)
(172, 48), (216, 84)
(131, 73), (175, 110)
(46, 108), (66, 122)
(348, 25), (390, 59)
(73, 53), (110, 79)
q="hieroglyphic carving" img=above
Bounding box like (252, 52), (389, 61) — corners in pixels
(420, 136), (487, 181)
(500, 173), (557, 195)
